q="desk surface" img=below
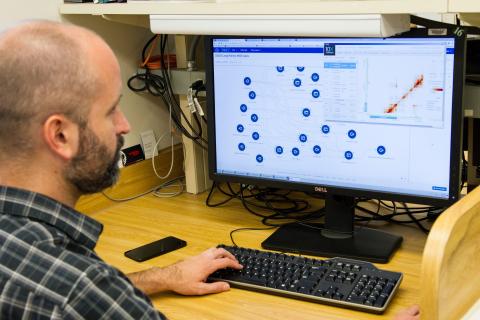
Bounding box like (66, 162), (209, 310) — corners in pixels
(88, 192), (427, 320)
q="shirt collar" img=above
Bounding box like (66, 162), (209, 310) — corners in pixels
(0, 185), (103, 250)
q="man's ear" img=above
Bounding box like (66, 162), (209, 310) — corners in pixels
(42, 114), (80, 161)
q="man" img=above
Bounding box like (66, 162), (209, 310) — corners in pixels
(0, 20), (242, 319)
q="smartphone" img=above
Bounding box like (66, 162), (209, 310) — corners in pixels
(124, 236), (187, 262)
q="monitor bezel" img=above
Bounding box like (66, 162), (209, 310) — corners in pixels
(205, 28), (465, 207)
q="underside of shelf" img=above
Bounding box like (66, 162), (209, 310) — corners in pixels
(59, 1), (448, 15)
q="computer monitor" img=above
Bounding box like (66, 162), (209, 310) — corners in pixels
(204, 29), (465, 263)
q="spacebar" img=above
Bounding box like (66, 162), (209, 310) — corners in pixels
(222, 275), (267, 287)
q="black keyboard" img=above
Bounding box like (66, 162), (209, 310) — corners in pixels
(208, 245), (403, 314)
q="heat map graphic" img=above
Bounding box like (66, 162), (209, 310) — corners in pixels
(385, 74), (424, 114)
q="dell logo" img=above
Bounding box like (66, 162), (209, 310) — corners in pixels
(314, 186), (327, 193)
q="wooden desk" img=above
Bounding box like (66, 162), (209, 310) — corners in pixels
(87, 192), (427, 320)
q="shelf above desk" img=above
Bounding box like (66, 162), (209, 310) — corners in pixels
(60, 1), (480, 31)
(59, 0), (448, 15)
(60, 1), (423, 36)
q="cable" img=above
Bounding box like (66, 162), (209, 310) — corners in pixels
(101, 176), (185, 202)
(209, 182), (439, 246)
(151, 92), (175, 180)
(158, 35), (208, 149)
(354, 198), (381, 233)
(140, 34), (161, 69)
(206, 181), (237, 207)
(402, 202), (430, 234)
(229, 226), (276, 247)
(152, 177), (185, 198)
(127, 70), (167, 96)
(208, 182), (326, 247)
(354, 199), (444, 234)
(152, 131), (175, 179)
(127, 34), (208, 151)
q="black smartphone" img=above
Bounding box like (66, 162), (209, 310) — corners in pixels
(124, 236), (187, 262)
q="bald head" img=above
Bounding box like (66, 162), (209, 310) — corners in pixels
(0, 20), (119, 158)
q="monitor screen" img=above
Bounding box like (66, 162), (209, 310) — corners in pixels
(205, 29), (465, 262)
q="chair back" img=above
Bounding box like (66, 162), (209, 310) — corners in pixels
(420, 186), (480, 319)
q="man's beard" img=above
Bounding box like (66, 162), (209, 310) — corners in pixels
(65, 126), (124, 195)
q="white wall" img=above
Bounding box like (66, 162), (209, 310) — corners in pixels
(0, 0), (173, 150)
(1, 1), (63, 28)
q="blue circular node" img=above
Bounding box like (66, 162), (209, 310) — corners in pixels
(276, 66), (285, 72)
(244, 77), (252, 85)
(292, 147), (300, 156)
(293, 78), (302, 87)
(256, 154), (264, 163)
(252, 132), (260, 140)
(249, 91), (256, 99)
(345, 151), (353, 160)
(251, 114), (259, 122)
(238, 143), (245, 151)
(312, 89), (320, 98)
(275, 146), (284, 154)
(322, 125), (330, 134)
(302, 108), (311, 117)
(240, 104), (248, 112)
(299, 134), (307, 143)
(237, 124), (244, 133)
(348, 129), (357, 139)
(313, 145), (321, 154)
(297, 66), (305, 72)
(377, 145), (386, 155)
(311, 73), (319, 82)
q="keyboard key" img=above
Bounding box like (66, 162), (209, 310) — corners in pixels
(383, 282), (396, 295)
(348, 295), (366, 304)
(374, 293), (389, 307)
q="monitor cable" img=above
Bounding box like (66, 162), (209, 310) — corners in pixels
(354, 199), (443, 234)
(207, 182), (326, 246)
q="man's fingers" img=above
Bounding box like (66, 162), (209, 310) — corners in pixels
(407, 305), (420, 315)
(195, 281), (231, 295)
(211, 247), (238, 262)
(212, 257), (243, 271)
(394, 305), (421, 320)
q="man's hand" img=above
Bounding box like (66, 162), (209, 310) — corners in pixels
(394, 305), (420, 320)
(127, 247), (242, 296)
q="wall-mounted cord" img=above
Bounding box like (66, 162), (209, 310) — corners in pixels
(127, 34), (208, 151)
(158, 35), (208, 149)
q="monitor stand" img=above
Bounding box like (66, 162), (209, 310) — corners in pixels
(261, 194), (403, 263)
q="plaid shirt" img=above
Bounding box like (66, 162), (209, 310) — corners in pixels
(0, 186), (166, 320)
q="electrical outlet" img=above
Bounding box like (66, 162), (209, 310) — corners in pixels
(140, 130), (158, 159)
